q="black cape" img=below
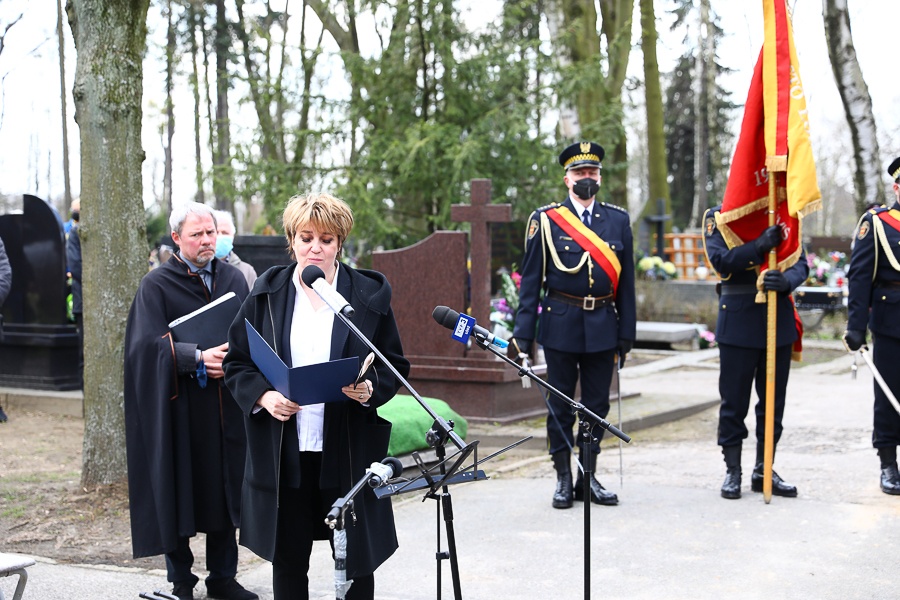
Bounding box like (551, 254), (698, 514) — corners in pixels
(223, 263), (410, 578)
(124, 255), (249, 558)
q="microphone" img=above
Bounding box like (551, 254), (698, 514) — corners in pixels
(301, 265), (355, 317)
(432, 305), (509, 350)
(367, 456), (404, 488)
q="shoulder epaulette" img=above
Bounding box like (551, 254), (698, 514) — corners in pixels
(601, 202), (628, 214)
(533, 202), (559, 213)
(869, 206), (887, 215)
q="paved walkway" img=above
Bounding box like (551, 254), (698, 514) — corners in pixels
(5, 343), (900, 599)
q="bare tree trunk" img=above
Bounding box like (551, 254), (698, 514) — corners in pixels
(639, 0), (671, 231)
(68, 0), (150, 486)
(823, 0), (884, 214)
(213, 0), (232, 210)
(689, 0), (712, 229)
(234, 0), (282, 163)
(189, 0), (205, 203)
(549, 0), (633, 207)
(57, 0), (72, 208)
(163, 0), (175, 217)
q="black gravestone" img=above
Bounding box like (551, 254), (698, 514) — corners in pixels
(232, 234), (292, 275)
(0, 194), (80, 390)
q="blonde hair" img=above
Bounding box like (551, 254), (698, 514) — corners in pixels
(282, 192), (354, 260)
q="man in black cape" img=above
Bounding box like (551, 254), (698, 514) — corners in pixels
(124, 202), (255, 600)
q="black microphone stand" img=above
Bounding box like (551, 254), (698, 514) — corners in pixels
(470, 335), (631, 600)
(326, 308), (480, 600)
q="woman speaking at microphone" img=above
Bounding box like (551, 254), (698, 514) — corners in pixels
(224, 192), (410, 599)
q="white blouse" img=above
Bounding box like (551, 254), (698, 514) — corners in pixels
(289, 265), (339, 452)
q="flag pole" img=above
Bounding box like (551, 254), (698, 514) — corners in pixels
(763, 175), (778, 504)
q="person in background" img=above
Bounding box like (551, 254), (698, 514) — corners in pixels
(0, 235), (11, 422)
(123, 202), (255, 600)
(66, 201), (83, 388)
(64, 199), (79, 235)
(702, 206), (808, 500)
(844, 156), (900, 496)
(509, 141), (636, 509)
(213, 210), (258, 288)
(223, 192), (409, 600)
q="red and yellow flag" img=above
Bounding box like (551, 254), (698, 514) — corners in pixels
(717, 0), (821, 270)
(762, 0), (821, 217)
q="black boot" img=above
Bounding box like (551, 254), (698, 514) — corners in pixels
(550, 451), (573, 509)
(720, 445), (741, 499)
(750, 446), (797, 497)
(574, 449), (618, 505)
(878, 447), (900, 495)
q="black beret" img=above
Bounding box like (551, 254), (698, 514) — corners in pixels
(558, 141), (605, 170)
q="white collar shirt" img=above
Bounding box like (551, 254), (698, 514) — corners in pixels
(289, 265), (339, 452)
(576, 201), (596, 225)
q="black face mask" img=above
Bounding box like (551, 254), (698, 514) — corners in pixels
(572, 178), (600, 200)
(71, 211), (80, 221)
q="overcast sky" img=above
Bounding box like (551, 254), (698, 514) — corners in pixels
(0, 0), (895, 213)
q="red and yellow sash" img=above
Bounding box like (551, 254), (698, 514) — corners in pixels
(876, 208), (900, 233)
(546, 207), (621, 296)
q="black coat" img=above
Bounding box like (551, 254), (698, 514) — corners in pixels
(703, 206), (809, 349)
(123, 255), (250, 558)
(513, 197), (636, 353)
(66, 224), (82, 314)
(846, 201), (900, 339)
(223, 263), (409, 578)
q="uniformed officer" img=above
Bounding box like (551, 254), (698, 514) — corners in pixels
(510, 141), (636, 509)
(702, 206), (808, 499)
(843, 157), (900, 496)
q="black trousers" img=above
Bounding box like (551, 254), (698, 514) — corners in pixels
(872, 334), (900, 448)
(717, 342), (792, 452)
(164, 527), (238, 587)
(543, 347), (616, 455)
(273, 452), (375, 600)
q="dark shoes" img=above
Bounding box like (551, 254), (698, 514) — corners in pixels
(720, 467), (741, 499)
(171, 582), (194, 600)
(552, 473), (574, 509)
(574, 475), (619, 505)
(750, 464), (798, 497)
(880, 464), (900, 495)
(206, 578), (259, 600)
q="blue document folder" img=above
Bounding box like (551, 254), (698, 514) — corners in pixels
(244, 319), (358, 405)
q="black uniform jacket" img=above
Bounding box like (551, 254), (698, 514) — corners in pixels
(223, 263), (409, 578)
(513, 197), (636, 353)
(847, 202), (900, 339)
(124, 255), (250, 558)
(703, 206), (809, 349)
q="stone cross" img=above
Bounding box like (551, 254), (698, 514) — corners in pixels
(451, 179), (513, 337)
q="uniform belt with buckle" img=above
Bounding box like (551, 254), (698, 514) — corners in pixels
(718, 284), (758, 296)
(547, 289), (613, 310)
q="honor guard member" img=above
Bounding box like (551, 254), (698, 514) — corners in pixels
(702, 207), (808, 500)
(843, 157), (900, 496)
(509, 141), (636, 509)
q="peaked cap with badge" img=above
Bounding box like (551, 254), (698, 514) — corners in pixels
(558, 141), (605, 171)
(888, 156), (900, 182)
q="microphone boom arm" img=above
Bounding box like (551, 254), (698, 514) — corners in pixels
(473, 336), (632, 444)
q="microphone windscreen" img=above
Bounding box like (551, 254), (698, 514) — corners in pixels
(432, 305), (460, 329)
(301, 265), (325, 287)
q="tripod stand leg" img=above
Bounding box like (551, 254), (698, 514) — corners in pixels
(431, 444), (464, 600)
(582, 435), (591, 600)
(442, 492), (463, 600)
